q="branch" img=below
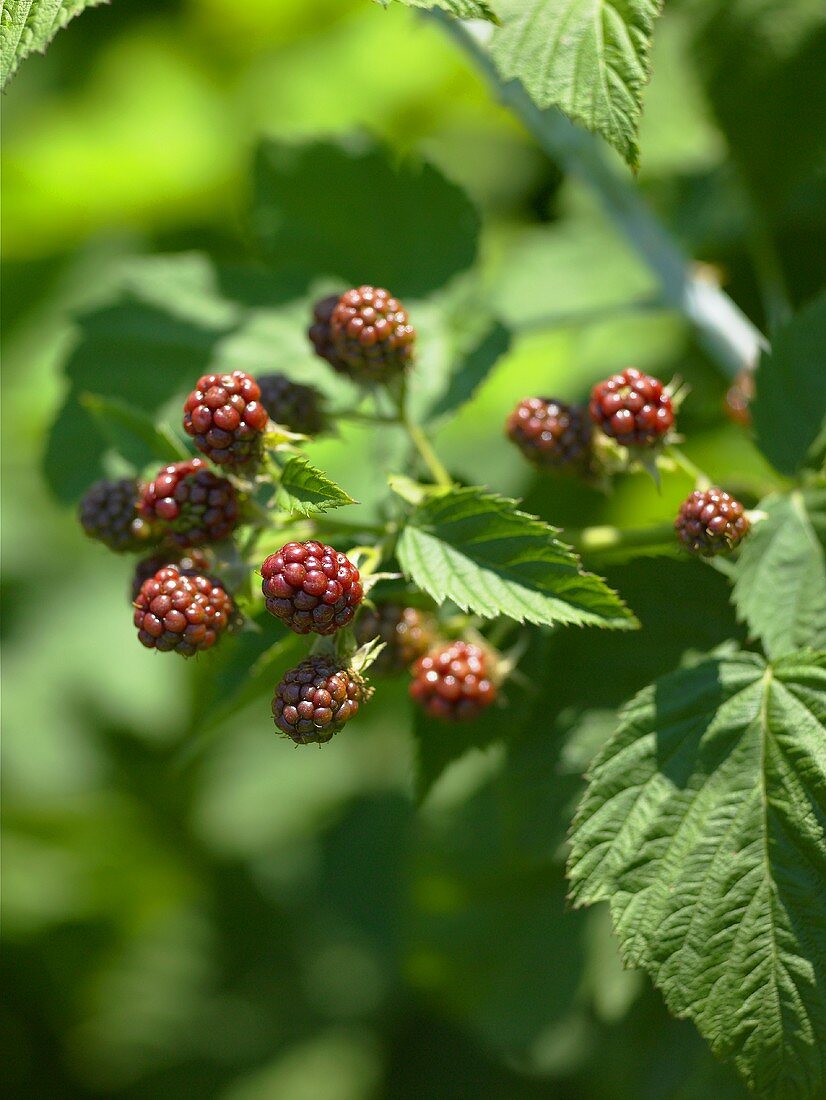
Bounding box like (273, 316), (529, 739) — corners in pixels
(434, 14), (768, 380)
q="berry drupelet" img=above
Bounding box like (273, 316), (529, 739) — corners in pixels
(261, 540), (363, 635)
(257, 372), (326, 436)
(589, 367), (674, 448)
(79, 477), (149, 552)
(506, 397), (593, 475)
(272, 655), (366, 744)
(355, 603), (436, 675)
(410, 640), (497, 722)
(308, 295), (346, 371)
(137, 458), (239, 548)
(183, 370), (269, 467)
(130, 547), (212, 602)
(133, 564), (235, 656)
(674, 487), (750, 557)
(314, 286), (415, 383)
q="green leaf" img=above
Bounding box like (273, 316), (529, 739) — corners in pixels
(732, 489), (826, 659)
(492, 0), (663, 168)
(396, 486), (636, 629)
(80, 393), (191, 469)
(423, 321), (511, 425)
(252, 138), (480, 298)
(753, 293), (826, 476)
(275, 453), (357, 518)
(378, 0), (499, 22)
(568, 649), (826, 1099)
(1, 0), (107, 88)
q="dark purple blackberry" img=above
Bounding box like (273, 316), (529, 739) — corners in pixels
(79, 477), (149, 552)
(590, 367), (674, 448)
(272, 654), (367, 744)
(261, 540), (363, 635)
(355, 604), (436, 674)
(257, 372), (326, 436)
(137, 458), (239, 548)
(183, 371), (269, 467)
(133, 564), (235, 656)
(410, 640), (497, 722)
(675, 488), (750, 557)
(506, 397), (593, 474)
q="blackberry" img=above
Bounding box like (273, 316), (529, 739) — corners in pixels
(589, 367), (674, 448)
(674, 487), (750, 557)
(183, 370), (269, 467)
(133, 564), (235, 656)
(261, 540), (363, 635)
(257, 372), (326, 436)
(137, 458), (239, 548)
(272, 654), (366, 744)
(724, 369), (755, 428)
(79, 477), (149, 552)
(325, 286), (415, 383)
(410, 640), (497, 722)
(308, 295), (346, 371)
(355, 604), (436, 674)
(506, 397), (593, 474)
(130, 547), (212, 602)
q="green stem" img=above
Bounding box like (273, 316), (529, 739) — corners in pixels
(335, 409), (402, 425)
(666, 445), (711, 489)
(433, 14), (769, 380)
(567, 521), (676, 556)
(397, 380), (453, 488)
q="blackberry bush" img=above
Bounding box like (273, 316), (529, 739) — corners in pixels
(183, 371), (269, 467)
(272, 654), (367, 744)
(589, 367), (674, 448)
(137, 458), (239, 548)
(410, 640), (498, 722)
(674, 487), (750, 557)
(79, 477), (148, 552)
(261, 540), (363, 635)
(133, 564), (235, 656)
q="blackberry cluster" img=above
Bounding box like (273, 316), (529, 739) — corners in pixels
(183, 371), (269, 467)
(674, 488), (750, 557)
(410, 640), (497, 722)
(257, 372), (326, 436)
(506, 397), (593, 475)
(137, 458), (239, 548)
(261, 540), (363, 635)
(355, 603), (435, 675)
(310, 286), (415, 383)
(130, 547), (212, 602)
(272, 655), (366, 744)
(590, 367), (674, 448)
(79, 477), (148, 552)
(133, 564), (235, 656)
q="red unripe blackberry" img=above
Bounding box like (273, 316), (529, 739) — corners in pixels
(506, 397), (593, 474)
(261, 540), (363, 635)
(355, 604), (436, 674)
(131, 547), (212, 602)
(410, 640), (497, 722)
(257, 372), (326, 436)
(79, 477), (149, 552)
(137, 458), (239, 548)
(183, 370), (269, 467)
(308, 295), (346, 371)
(325, 286), (415, 383)
(674, 487), (750, 557)
(133, 564), (235, 656)
(272, 654), (366, 744)
(589, 367), (674, 447)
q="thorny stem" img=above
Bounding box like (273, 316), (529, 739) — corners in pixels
(433, 13), (769, 380)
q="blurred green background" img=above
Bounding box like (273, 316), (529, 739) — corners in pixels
(2, 1), (822, 1097)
